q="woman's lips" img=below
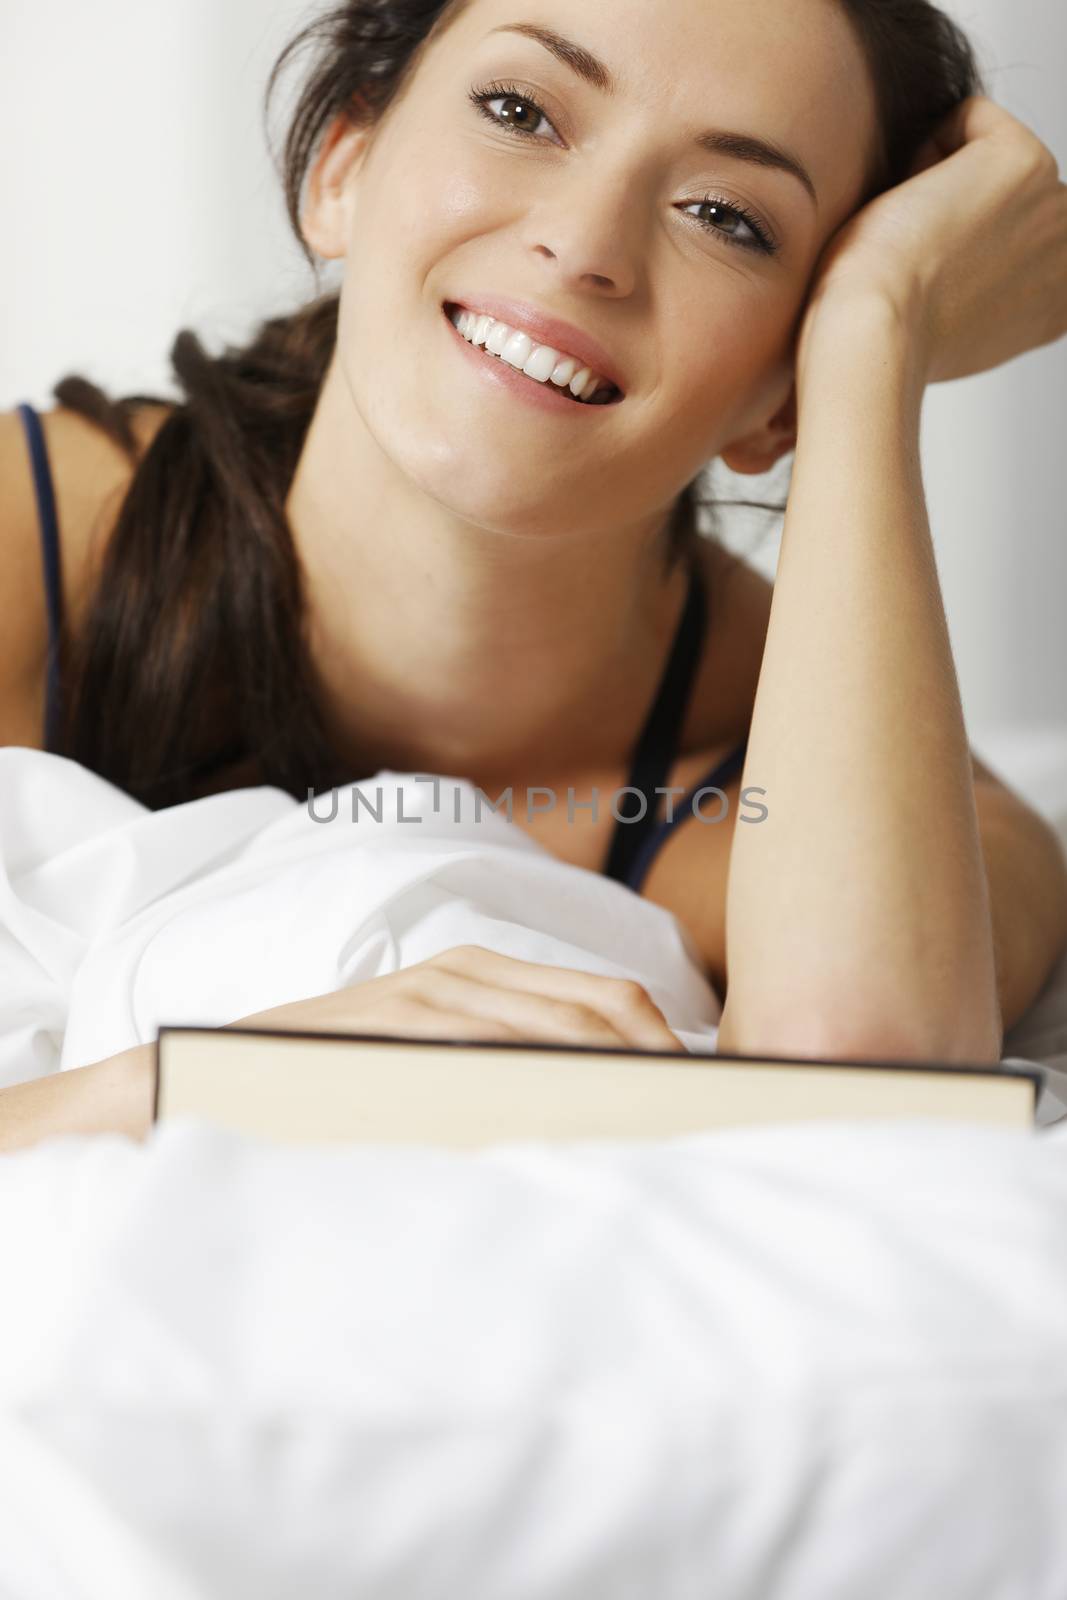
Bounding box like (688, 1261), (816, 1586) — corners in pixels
(444, 292), (628, 396)
(442, 302), (623, 406)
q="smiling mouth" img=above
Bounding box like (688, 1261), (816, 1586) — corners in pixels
(442, 303), (624, 406)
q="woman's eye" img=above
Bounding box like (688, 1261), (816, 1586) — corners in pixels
(469, 83), (560, 143)
(682, 197), (778, 257)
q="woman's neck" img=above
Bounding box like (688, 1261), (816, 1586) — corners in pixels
(285, 356), (690, 784)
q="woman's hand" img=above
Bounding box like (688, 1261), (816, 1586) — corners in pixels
(0, 952), (683, 1155)
(797, 95), (1067, 386)
(231, 945), (687, 1053)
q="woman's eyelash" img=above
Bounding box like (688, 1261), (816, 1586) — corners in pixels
(469, 80), (558, 143)
(467, 80), (781, 259)
(686, 194), (779, 257)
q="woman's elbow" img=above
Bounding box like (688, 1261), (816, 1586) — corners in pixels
(717, 992), (1003, 1066)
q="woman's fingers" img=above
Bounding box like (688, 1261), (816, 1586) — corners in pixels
(412, 966), (635, 1048)
(801, 90), (1067, 383)
(423, 946), (685, 1052)
(371, 996), (526, 1043)
(238, 948), (687, 1054)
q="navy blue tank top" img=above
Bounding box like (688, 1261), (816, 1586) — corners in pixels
(17, 402), (748, 891)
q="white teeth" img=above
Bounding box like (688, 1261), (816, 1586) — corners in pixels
(501, 330), (534, 370)
(447, 305), (617, 403)
(523, 345), (559, 383)
(569, 366), (593, 401)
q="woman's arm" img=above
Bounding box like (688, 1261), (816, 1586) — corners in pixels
(0, 1043), (156, 1155)
(717, 294), (1002, 1064)
(717, 97), (1067, 1066)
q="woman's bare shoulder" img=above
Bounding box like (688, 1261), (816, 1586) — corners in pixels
(0, 400), (173, 749)
(37, 401), (174, 629)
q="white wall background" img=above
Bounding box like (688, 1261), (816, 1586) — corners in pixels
(1, 0), (1063, 738)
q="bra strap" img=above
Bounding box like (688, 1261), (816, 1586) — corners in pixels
(16, 403), (64, 750)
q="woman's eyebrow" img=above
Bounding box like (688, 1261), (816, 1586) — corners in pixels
(485, 21), (819, 208)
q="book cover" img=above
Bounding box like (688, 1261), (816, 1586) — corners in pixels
(154, 1026), (1042, 1146)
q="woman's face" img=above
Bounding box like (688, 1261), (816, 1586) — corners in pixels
(306, 0), (879, 539)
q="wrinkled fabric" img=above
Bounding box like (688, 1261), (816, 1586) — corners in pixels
(0, 749), (720, 1085)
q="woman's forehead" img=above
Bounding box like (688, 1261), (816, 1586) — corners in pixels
(443, 0), (879, 228)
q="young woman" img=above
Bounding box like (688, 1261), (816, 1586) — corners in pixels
(3, 0), (1067, 1148)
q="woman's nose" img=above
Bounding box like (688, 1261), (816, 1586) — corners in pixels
(521, 168), (645, 298)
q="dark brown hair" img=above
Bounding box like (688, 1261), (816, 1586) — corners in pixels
(51, 0), (986, 809)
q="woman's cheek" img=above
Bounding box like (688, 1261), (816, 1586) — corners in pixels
(386, 154), (495, 260)
(434, 167), (497, 228)
(686, 300), (797, 435)
(674, 328), (761, 427)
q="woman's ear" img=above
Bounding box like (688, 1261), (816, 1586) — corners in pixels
(301, 112), (374, 260)
(719, 381), (798, 475)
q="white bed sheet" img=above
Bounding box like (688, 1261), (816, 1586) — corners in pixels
(0, 1116), (1065, 1598)
(0, 750), (720, 1086)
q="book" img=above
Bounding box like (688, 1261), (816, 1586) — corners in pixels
(153, 1025), (1042, 1145)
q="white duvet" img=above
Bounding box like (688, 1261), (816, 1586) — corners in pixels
(1, 1117), (1066, 1600)
(3, 743), (1067, 1599)
(0, 750), (720, 1082)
